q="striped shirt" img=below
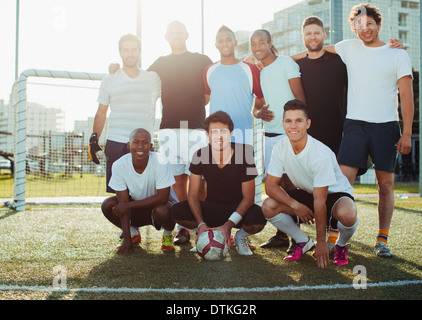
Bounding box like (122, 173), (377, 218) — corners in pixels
(97, 69), (161, 143)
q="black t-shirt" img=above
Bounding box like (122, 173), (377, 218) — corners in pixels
(148, 51), (213, 130)
(189, 143), (257, 206)
(296, 51), (347, 155)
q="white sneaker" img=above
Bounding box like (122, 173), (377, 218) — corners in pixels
(234, 231), (253, 256)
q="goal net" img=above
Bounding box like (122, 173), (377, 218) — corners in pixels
(2, 69), (264, 211)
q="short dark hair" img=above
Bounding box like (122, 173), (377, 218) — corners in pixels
(302, 16), (324, 30)
(119, 34), (141, 52)
(348, 3), (382, 31)
(283, 99), (310, 119)
(216, 25), (236, 40)
(204, 111), (234, 133)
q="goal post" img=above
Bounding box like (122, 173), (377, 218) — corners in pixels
(10, 69), (106, 211)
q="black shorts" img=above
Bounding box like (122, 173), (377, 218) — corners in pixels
(129, 206), (162, 230)
(287, 189), (354, 229)
(170, 200), (267, 228)
(105, 140), (130, 193)
(338, 119), (401, 173)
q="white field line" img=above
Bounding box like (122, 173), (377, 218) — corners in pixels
(0, 280), (421, 294)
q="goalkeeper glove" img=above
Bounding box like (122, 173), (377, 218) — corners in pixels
(88, 133), (102, 164)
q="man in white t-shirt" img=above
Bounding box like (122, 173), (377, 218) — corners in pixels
(321, 4), (414, 258)
(101, 128), (176, 254)
(89, 34), (161, 193)
(263, 100), (358, 268)
(249, 29), (307, 250)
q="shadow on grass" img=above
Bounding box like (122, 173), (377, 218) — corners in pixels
(50, 223), (419, 301)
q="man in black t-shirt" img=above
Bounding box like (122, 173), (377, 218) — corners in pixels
(170, 111), (266, 256)
(148, 21), (213, 205)
(295, 16), (347, 156)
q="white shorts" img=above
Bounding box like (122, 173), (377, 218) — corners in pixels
(158, 129), (208, 176)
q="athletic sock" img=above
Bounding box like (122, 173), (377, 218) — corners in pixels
(163, 229), (173, 236)
(236, 228), (251, 239)
(377, 229), (389, 245)
(267, 213), (308, 243)
(336, 218), (359, 247)
(327, 227), (339, 244)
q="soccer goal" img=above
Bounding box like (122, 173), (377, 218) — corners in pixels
(3, 69), (264, 211)
(6, 69), (106, 211)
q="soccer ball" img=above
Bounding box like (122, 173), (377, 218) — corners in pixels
(196, 230), (228, 261)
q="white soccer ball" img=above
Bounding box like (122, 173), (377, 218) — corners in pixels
(196, 230), (228, 261)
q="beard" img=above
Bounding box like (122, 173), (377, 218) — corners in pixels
(305, 42), (324, 52)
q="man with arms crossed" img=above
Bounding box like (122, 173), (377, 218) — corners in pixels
(171, 111), (266, 255)
(263, 100), (358, 267)
(101, 128), (176, 254)
(322, 3), (414, 258)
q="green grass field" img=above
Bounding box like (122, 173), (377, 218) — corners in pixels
(1, 195), (421, 302)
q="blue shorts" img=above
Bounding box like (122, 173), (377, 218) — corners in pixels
(104, 140), (129, 193)
(338, 119), (401, 173)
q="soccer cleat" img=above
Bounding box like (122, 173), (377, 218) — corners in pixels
(260, 232), (290, 248)
(374, 241), (392, 258)
(174, 227), (190, 245)
(161, 234), (175, 251)
(333, 244), (348, 266)
(287, 238), (296, 255)
(233, 231), (253, 256)
(117, 227), (141, 249)
(283, 237), (315, 261)
(231, 234), (255, 249)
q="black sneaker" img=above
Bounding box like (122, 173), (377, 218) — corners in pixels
(260, 231), (290, 248)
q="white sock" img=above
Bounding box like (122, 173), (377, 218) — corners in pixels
(268, 214), (308, 243)
(163, 229), (173, 236)
(336, 218), (359, 247)
(236, 228), (251, 239)
(130, 226), (138, 236)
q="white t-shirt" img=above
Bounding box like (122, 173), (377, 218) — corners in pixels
(109, 152), (176, 201)
(267, 135), (354, 196)
(97, 69), (161, 143)
(260, 56), (301, 134)
(335, 39), (413, 123)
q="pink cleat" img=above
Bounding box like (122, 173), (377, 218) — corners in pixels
(333, 245), (348, 266)
(284, 237), (315, 261)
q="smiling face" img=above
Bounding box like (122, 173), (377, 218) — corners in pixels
(302, 24), (325, 52)
(250, 30), (273, 62)
(128, 129), (152, 163)
(207, 122), (232, 152)
(353, 15), (381, 46)
(282, 109), (311, 146)
(215, 30), (237, 58)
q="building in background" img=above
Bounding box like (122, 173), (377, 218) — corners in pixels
(236, 0), (420, 73)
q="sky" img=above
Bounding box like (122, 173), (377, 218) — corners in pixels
(0, 0), (302, 129)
